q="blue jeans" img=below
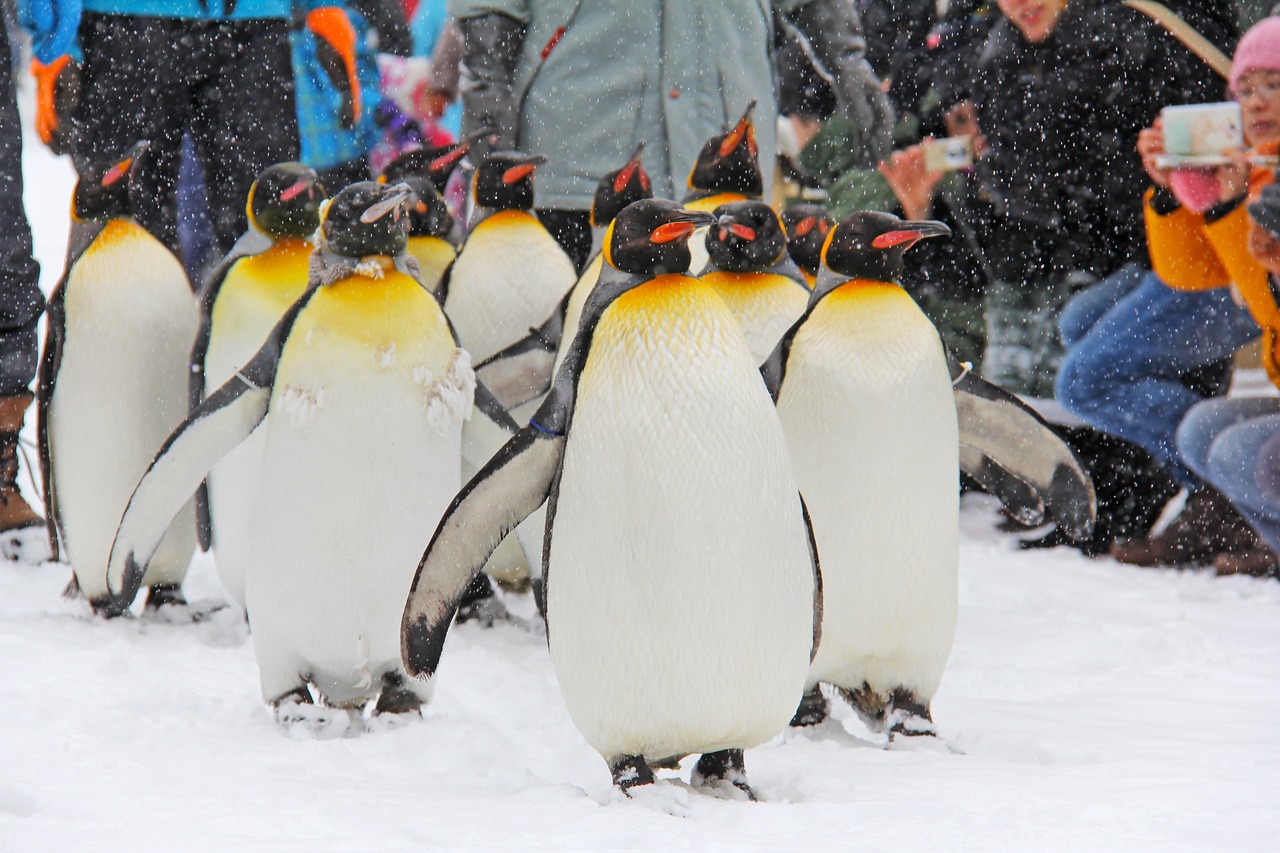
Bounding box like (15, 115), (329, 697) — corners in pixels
(1178, 398), (1280, 553)
(1055, 266), (1260, 485)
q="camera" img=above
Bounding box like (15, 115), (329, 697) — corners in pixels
(921, 136), (974, 173)
(1156, 102), (1243, 168)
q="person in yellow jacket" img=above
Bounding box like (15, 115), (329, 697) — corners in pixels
(1055, 17), (1280, 567)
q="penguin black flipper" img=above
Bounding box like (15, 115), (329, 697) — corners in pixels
(760, 317), (803, 403)
(473, 307), (564, 410)
(106, 292), (313, 608)
(402, 423), (564, 678)
(36, 280), (67, 562)
(799, 494), (823, 663)
(950, 355), (1097, 541)
(432, 256), (454, 306)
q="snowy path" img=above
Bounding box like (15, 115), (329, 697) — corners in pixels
(3, 88), (1279, 853)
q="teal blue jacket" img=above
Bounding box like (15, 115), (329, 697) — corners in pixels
(80, 1), (302, 17)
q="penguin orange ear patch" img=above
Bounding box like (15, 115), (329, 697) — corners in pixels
(872, 230), (924, 250)
(102, 158), (133, 187)
(651, 221), (697, 243)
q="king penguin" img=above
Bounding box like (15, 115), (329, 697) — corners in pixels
(699, 200), (810, 365)
(779, 203), (832, 289)
(106, 182), (520, 721)
(192, 162), (326, 610)
(38, 142), (200, 616)
(402, 199), (821, 799)
(439, 151), (577, 365)
(683, 102), (765, 275)
(762, 211), (1095, 738)
(397, 176), (457, 294)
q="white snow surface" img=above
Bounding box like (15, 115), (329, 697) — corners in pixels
(4, 90), (1280, 853)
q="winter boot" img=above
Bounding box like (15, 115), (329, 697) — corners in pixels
(1110, 485), (1261, 567)
(0, 392), (50, 563)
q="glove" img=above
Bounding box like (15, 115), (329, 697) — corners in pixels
(28, 0), (82, 65)
(31, 55), (80, 155)
(786, 0), (894, 168)
(306, 7), (362, 130)
(457, 12), (526, 158)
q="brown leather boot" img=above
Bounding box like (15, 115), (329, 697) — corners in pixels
(1213, 548), (1279, 578)
(1109, 486), (1261, 567)
(0, 392), (50, 562)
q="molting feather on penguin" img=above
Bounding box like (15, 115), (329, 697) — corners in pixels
(103, 181), (519, 724)
(39, 141), (201, 617)
(403, 199), (821, 799)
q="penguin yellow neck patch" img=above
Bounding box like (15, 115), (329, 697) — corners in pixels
(86, 219), (151, 254)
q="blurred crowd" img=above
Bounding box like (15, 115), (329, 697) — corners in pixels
(3, 0), (1280, 579)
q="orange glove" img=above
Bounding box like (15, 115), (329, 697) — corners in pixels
(31, 54), (79, 154)
(306, 7), (361, 130)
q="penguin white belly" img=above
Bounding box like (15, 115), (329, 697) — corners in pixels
(50, 223), (199, 601)
(779, 284), (959, 701)
(445, 210), (576, 362)
(702, 271), (809, 365)
(245, 277), (470, 706)
(546, 277), (813, 761)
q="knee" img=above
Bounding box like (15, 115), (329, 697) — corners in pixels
(1054, 346), (1103, 414)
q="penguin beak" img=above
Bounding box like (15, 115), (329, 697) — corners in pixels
(718, 101), (758, 159)
(651, 210), (716, 244)
(102, 140), (150, 187)
(717, 214), (756, 241)
(870, 220), (952, 250)
(361, 185), (414, 223)
(431, 131), (491, 174)
(502, 155), (548, 185)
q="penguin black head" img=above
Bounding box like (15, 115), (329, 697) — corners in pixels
(246, 162), (326, 240)
(72, 141), (149, 223)
(399, 175), (454, 239)
(705, 201), (788, 273)
(603, 199), (716, 276)
(780, 203), (833, 278)
(821, 211), (951, 284)
(473, 151), (546, 210)
(318, 181), (413, 259)
(686, 102), (763, 198)
(379, 127), (490, 191)
(590, 143), (653, 229)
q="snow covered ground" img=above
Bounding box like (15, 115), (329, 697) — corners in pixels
(3, 91), (1279, 853)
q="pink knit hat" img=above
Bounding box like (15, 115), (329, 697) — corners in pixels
(1231, 17), (1280, 95)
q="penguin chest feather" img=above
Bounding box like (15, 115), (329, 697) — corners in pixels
(701, 271), (809, 364)
(50, 220), (199, 599)
(407, 236), (456, 293)
(247, 272), (471, 701)
(445, 210), (577, 362)
(779, 282), (959, 700)
(547, 276), (814, 761)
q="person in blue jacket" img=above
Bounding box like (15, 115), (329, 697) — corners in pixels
(28, 0), (361, 259)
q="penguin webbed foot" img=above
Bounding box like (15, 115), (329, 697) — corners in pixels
(609, 754), (656, 794)
(789, 685), (829, 727)
(886, 689), (936, 741)
(691, 749), (756, 802)
(454, 573), (522, 628)
(373, 671), (426, 716)
(837, 682), (891, 734)
(144, 583), (187, 610)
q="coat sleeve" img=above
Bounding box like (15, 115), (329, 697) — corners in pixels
(1143, 189), (1229, 292)
(1203, 201), (1280, 387)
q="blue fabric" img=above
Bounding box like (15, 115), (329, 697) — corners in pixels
(290, 9), (380, 171)
(79, 1), (307, 18)
(409, 0), (447, 55)
(1058, 263), (1145, 348)
(24, 0), (81, 63)
(1055, 269), (1261, 485)
(1177, 397), (1280, 553)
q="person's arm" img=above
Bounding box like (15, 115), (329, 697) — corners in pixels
(25, 0), (81, 154)
(451, 0), (529, 152)
(782, 0), (894, 169)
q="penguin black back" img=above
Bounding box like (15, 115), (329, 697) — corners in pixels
(72, 141), (149, 223)
(320, 181), (413, 259)
(473, 151), (547, 211)
(400, 176), (454, 239)
(780, 204), (832, 279)
(247, 163), (326, 239)
(686, 102), (763, 199)
(590, 143), (652, 229)
(603, 199), (717, 276)
(706, 201), (788, 273)
(821, 211), (951, 287)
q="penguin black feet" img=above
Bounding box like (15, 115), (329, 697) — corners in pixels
(454, 573), (510, 627)
(691, 749), (756, 802)
(373, 671), (425, 716)
(887, 689), (936, 739)
(608, 755), (656, 794)
(838, 682), (890, 733)
(144, 583), (187, 610)
(789, 685), (829, 727)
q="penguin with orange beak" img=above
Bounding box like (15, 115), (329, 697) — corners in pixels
(779, 203), (833, 289)
(683, 102), (765, 274)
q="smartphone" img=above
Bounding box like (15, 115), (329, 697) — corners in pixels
(1157, 102), (1243, 168)
(922, 136), (974, 173)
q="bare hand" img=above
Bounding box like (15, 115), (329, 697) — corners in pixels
(1214, 147), (1252, 204)
(1138, 117), (1171, 190)
(878, 144), (944, 221)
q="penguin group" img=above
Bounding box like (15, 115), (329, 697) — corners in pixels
(38, 108), (1097, 799)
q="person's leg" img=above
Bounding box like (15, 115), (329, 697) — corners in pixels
(1058, 262), (1145, 348)
(1055, 273), (1260, 485)
(1177, 397), (1280, 483)
(195, 19), (300, 256)
(1202, 411), (1280, 555)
